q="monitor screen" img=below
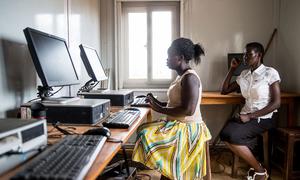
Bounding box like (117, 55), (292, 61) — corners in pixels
(227, 53), (249, 76)
(23, 27), (79, 87)
(79, 44), (107, 82)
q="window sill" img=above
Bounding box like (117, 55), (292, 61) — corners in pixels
(122, 88), (168, 92)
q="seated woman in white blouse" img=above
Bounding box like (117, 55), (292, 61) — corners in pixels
(220, 42), (281, 180)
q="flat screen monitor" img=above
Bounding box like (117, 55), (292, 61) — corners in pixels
(79, 44), (107, 82)
(23, 27), (79, 87)
(227, 53), (249, 76)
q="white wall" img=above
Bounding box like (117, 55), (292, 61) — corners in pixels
(69, 0), (102, 95)
(182, 0), (278, 90)
(0, 0), (66, 118)
(180, 0), (279, 139)
(277, 0), (300, 91)
(0, 0), (101, 118)
(277, 0), (300, 125)
(100, 0), (115, 90)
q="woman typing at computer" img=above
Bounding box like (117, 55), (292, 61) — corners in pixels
(132, 38), (211, 180)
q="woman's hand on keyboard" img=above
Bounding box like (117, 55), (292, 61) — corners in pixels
(147, 93), (164, 113)
(146, 93), (155, 103)
(147, 93), (167, 107)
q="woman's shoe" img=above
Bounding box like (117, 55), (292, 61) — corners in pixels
(247, 168), (254, 179)
(247, 168), (269, 180)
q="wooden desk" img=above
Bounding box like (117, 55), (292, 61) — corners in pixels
(0, 107), (151, 180)
(86, 107), (150, 179)
(201, 91), (300, 127)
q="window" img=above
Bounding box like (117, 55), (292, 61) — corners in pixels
(119, 1), (180, 89)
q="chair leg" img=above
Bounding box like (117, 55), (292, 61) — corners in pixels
(204, 141), (211, 180)
(263, 129), (274, 176)
(263, 131), (269, 171)
(231, 153), (239, 178)
(230, 130), (273, 178)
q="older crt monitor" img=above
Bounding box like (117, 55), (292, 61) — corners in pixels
(23, 27), (79, 88)
(79, 44), (107, 82)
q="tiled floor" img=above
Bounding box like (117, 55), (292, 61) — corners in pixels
(135, 149), (284, 180)
(210, 150), (283, 180)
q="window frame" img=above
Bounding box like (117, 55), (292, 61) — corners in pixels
(119, 1), (180, 89)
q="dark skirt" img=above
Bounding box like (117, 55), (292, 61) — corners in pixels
(220, 116), (275, 150)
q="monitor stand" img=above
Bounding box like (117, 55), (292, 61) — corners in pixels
(77, 79), (97, 92)
(37, 86), (80, 104)
(41, 96), (80, 104)
(90, 88), (108, 93)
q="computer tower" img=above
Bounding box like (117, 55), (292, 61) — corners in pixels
(0, 118), (47, 174)
(79, 90), (134, 106)
(21, 99), (111, 125)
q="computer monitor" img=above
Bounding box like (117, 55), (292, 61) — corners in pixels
(227, 53), (249, 76)
(23, 27), (79, 88)
(79, 44), (107, 82)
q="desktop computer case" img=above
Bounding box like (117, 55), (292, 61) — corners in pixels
(0, 118), (47, 174)
(21, 99), (111, 125)
(79, 90), (134, 106)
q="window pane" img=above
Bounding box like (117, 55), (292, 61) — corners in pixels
(128, 12), (147, 79)
(152, 11), (172, 80)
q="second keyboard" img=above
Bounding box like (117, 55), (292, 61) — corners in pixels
(103, 108), (141, 128)
(131, 97), (150, 107)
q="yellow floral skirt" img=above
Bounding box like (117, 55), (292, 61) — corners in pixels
(132, 120), (211, 180)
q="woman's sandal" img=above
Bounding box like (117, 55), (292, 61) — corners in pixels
(247, 168), (269, 180)
(247, 168), (255, 178)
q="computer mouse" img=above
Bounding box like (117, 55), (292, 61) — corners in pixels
(83, 127), (111, 137)
(136, 95), (146, 98)
(125, 107), (140, 111)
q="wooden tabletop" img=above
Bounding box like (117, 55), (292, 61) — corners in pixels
(0, 107), (151, 180)
(202, 91), (300, 98)
(201, 91), (300, 105)
(201, 91), (300, 127)
(201, 92), (244, 104)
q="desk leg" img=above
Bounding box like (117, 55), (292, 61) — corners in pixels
(204, 142), (212, 180)
(121, 145), (130, 176)
(287, 99), (295, 127)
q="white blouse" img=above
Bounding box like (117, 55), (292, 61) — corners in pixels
(236, 64), (281, 119)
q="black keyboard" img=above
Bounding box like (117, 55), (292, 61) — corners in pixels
(12, 135), (106, 180)
(131, 97), (150, 107)
(102, 108), (141, 128)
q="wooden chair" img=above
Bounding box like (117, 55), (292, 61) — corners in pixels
(272, 127), (300, 180)
(204, 141), (211, 180)
(231, 130), (272, 177)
